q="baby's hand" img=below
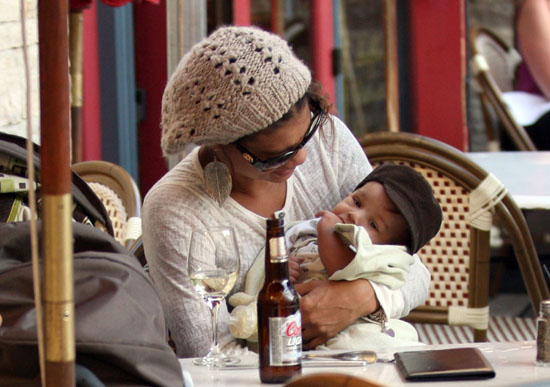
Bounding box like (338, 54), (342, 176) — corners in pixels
(288, 254), (303, 284)
(315, 210), (341, 234)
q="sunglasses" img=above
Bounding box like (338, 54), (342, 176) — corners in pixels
(235, 102), (323, 172)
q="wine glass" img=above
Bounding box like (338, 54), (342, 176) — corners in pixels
(188, 227), (241, 367)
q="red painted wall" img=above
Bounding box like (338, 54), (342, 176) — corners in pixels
(311, 0), (335, 107)
(81, 3), (102, 160)
(233, 0), (251, 25)
(408, 0), (468, 150)
(134, 1), (168, 196)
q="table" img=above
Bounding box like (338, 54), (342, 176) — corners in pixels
(467, 152), (550, 210)
(179, 341), (550, 386)
(468, 151), (550, 256)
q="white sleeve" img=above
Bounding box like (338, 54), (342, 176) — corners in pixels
(142, 186), (214, 358)
(142, 152), (268, 358)
(370, 254), (431, 318)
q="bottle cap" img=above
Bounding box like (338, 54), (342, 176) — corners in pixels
(267, 213), (285, 228)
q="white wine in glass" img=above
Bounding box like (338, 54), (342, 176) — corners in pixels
(190, 270), (238, 300)
(188, 227), (240, 367)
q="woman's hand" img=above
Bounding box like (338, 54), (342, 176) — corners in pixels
(295, 279), (379, 349)
(288, 255), (303, 284)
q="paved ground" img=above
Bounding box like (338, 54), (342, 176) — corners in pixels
(490, 293), (534, 317)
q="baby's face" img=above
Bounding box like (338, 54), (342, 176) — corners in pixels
(332, 181), (409, 246)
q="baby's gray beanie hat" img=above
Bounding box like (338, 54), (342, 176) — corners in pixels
(161, 25), (312, 155)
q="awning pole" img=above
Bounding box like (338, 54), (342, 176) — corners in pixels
(38, 1), (75, 385)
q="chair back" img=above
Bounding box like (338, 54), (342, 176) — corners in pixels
(72, 160), (142, 248)
(360, 131), (548, 342)
(469, 26), (536, 151)
(471, 27), (519, 92)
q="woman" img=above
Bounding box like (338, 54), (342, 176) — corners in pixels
(142, 26), (430, 358)
(516, 0), (550, 100)
(503, 0), (550, 149)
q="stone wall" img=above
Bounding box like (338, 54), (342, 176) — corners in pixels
(0, 0), (40, 144)
(341, 0), (385, 138)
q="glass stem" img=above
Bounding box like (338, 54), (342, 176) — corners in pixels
(209, 298), (221, 355)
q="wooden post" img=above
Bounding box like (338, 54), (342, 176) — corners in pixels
(271, 0), (285, 37)
(383, 0), (400, 132)
(38, 1), (75, 385)
(69, 10), (84, 164)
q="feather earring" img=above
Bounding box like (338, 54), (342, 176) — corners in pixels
(203, 153), (232, 207)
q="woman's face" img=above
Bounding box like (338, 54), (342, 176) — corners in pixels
(226, 103), (312, 183)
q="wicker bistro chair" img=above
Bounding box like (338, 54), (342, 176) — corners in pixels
(469, 26), (537, 151)
(72, 160), (142, 249)
(360, 132), (548, 344)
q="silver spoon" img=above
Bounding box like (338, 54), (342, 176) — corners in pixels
(303, 350), (378, 363)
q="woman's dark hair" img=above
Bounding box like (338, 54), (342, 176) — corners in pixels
(269, 81), (332, 129)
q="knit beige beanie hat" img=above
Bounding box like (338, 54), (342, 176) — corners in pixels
(161, 25), (312, 155)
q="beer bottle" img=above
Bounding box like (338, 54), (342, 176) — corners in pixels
(257, 214), (302, 383)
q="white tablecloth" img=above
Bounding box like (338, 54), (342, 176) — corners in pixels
(179, 341), (550, 386)
(468, 152), (550, 210)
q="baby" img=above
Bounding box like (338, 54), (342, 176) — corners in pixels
(229, 164), (443, 349)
